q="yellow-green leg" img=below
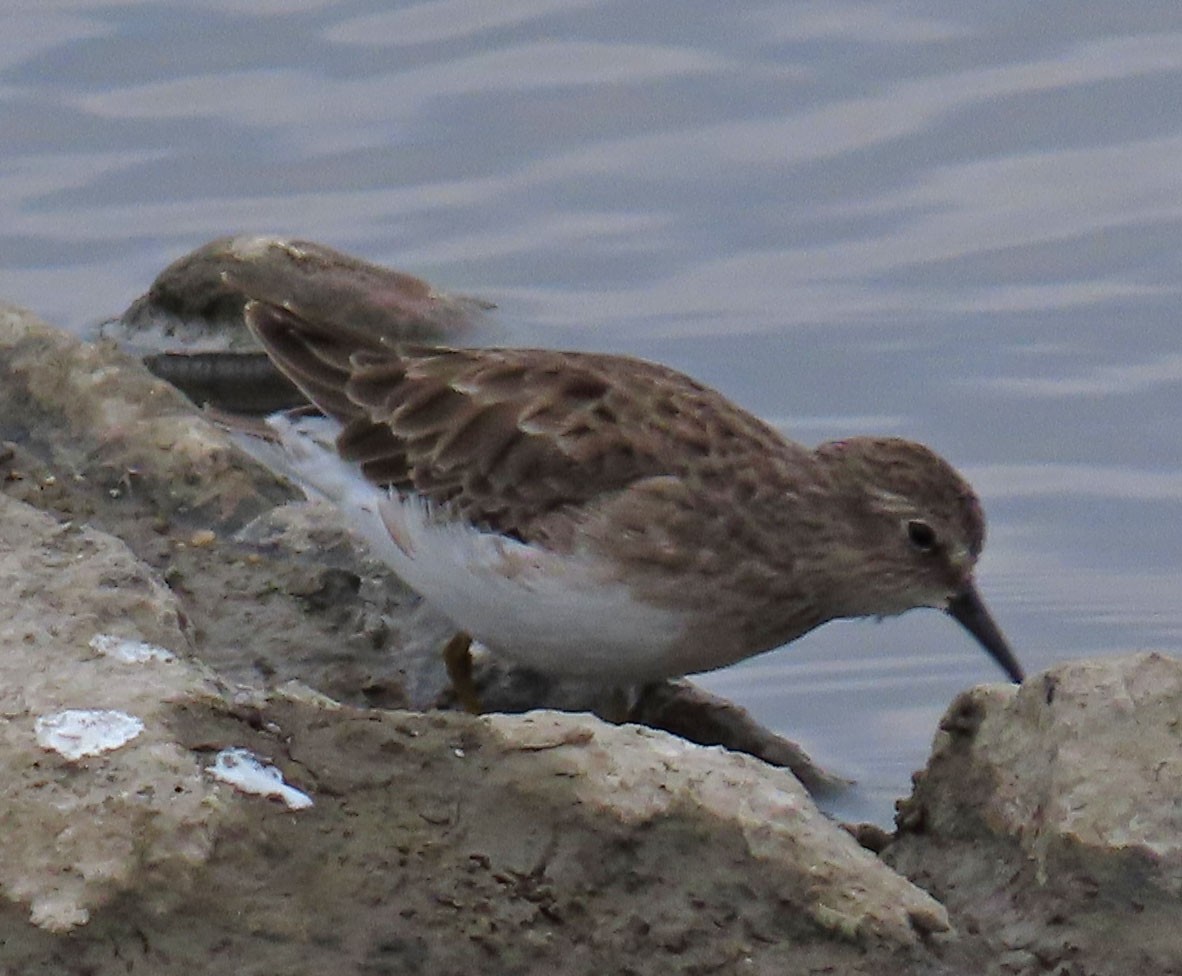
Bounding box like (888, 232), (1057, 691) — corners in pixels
(443, 632), (482, 714)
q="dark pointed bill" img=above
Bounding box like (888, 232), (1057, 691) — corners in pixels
(946, 584), (1024, 684)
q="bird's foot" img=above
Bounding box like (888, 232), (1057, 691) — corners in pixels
(591, 685), (644, 725)
(442, 631), (483, 714)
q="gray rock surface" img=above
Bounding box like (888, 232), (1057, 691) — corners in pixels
(887, 653), (1182, 974)
(0, 301), (446, 709)
(0, 494), (225, 933)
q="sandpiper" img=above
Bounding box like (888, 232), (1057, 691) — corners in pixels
(98, 235), (492, 414)
(240, 299), (1024, 693)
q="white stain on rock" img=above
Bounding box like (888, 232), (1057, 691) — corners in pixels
(208, 747), (313, 810)
(34, 709), (145, 760)
(89, 633), (176, 663)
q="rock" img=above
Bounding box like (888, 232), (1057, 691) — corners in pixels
(475, 711), (949, 945)
(3, 635), (951, 976)
(886, 653), (1182, 975)
(0, 302), (448, 707)
(0, 491), (227, 933)
(94, 235), (493, 413)
(0, 302), (293, 528)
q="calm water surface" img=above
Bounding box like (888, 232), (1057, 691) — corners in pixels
(4, 1), (1182, 824)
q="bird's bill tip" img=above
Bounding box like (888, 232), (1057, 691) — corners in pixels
(946, 584), (1024, 684)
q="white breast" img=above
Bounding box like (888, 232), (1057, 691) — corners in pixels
(252, 412), (685, 681)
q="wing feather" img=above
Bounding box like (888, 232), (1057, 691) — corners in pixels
(243, 300), (801, 543)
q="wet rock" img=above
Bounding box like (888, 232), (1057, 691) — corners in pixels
(95, 235), (493, 412)
(887, 653), (1182, 975)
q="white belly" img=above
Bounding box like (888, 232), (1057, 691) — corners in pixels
(257, 413), (685, 681)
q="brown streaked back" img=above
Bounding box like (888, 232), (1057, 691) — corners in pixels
(243, 300), (805, 542)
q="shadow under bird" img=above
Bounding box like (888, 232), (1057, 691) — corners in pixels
(239, 300), (1024, 696)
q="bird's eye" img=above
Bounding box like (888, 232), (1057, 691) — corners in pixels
(906, 519), (938, 552)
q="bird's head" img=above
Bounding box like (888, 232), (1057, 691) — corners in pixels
(814, 436), (1023, 683)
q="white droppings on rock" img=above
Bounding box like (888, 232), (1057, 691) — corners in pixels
(209, 748), (313, 810)
(35, 709), (145, 760)
(89, 633), (176, 664)
(29, 893), (90, 933)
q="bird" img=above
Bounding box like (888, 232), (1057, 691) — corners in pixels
(97, 234), (491, 414)
(238, 298), (1024, 705)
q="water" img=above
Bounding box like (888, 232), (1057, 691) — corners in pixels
(3, 0), (1181, 825)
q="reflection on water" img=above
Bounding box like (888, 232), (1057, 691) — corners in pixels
(3, 0), (1182, 825)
